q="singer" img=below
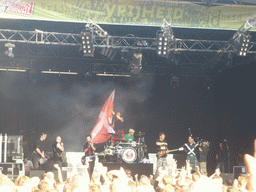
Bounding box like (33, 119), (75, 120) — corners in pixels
(83, 135), (96, 180)
(52, 136), (64, 168)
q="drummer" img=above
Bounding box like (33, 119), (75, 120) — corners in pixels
(123, 129), (135, 142)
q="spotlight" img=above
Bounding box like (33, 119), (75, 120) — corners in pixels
(237, 34), (251, 57)
(81, 31), (94, 57)
(5, 43), (15, 57)
(156, 31), (169, 58)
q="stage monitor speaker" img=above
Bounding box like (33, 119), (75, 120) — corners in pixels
(51, 170), (67, 182)
(29, 170), (45, 178)
(233, 166), (247, 179)
(173, 154), (186, 168)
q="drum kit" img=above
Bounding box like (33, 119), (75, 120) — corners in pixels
(102, 131), (147, 164)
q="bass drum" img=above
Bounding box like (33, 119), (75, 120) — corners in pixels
(121, 147), (137, 164)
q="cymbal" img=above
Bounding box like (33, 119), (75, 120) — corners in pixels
(135, 132), (145, 136)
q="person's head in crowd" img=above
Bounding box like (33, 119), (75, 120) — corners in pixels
(38, 180), (50, 191)
(45, 171), (55, 189)
(184, 176), (192, 188)
(162, 175), (172, 186)
(91, 172), (100, 184)
(125, 169), (132, 180)
(224, 179), (233, 186)
(89, 183), (101, 192)
(163, 184), (175, 192)
(15, 175), (31, 187)
(128, 180), (136, 191)
(237, 176), (248, 189)
(40, 132), (47, 141)
(227, 186), (239, 192)
(139, 175), (150, 186)
(192, 172), (200, 182)
(41, 173), (47, 180)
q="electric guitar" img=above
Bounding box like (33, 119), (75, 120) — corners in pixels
(157, 147), (184, 158)
(81, 149), (111, 165)
(39, 153), (51, 165)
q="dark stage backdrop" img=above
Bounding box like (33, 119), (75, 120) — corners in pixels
(0, 62), (256, 175)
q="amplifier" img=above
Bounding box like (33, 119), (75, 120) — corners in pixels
(0, 163), (24, 178)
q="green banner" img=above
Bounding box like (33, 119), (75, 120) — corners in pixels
(0, 0), (255, 31)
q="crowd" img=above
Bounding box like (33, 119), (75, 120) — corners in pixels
(1, 139), (256, 192)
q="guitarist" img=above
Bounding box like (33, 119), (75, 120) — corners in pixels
(83, 135), (96, 180)
(52, 136), (64, 169)
(32, 132), (47, 169)
(156, 132), (168, 170)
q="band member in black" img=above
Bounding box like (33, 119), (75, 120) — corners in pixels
(199, 140), (209, 175)
(83, 135), (96, 180)
(216, 142), (225, 173)
(32, 132), (47, 169)
(52, 136), (64, 169)
(111, 112), (125, 145)
(156, 132), (168, 169)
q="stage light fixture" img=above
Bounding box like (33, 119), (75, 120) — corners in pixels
(157, 31), (169, 58)
(237, 34), (251, 57)
(81, 31), (94, 57)
(5, 43), (15, 58)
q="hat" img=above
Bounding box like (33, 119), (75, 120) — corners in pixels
(129, 129), (135, 133)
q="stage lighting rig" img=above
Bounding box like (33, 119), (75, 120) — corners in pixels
(81, 31), (94, 57)
(5, 43), (15, 57)
(237, 34), (251, 56)
(156, 19), (175, 58)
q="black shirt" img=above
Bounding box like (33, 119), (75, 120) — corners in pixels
(113, 116), (124, 130)
(156, 139), (168, 158)
(35, 139), (44, 156)
(199, 146), (209, 162)
(52, 142), (62, 162)
(83, 142), (95, 156)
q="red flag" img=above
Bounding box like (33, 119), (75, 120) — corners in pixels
(91, 90), (115, 144)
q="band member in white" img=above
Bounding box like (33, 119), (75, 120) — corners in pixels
(184, 136), (199, 172)
(32, 132), (47, 169)
(83, 135), (96, 180)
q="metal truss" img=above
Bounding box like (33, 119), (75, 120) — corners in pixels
(0, 29), (256, 54)
(0, 29), (80, 46)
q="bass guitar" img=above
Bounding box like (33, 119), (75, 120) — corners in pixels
(81, 149), (111, 165)
(157, 147), (184, 158)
